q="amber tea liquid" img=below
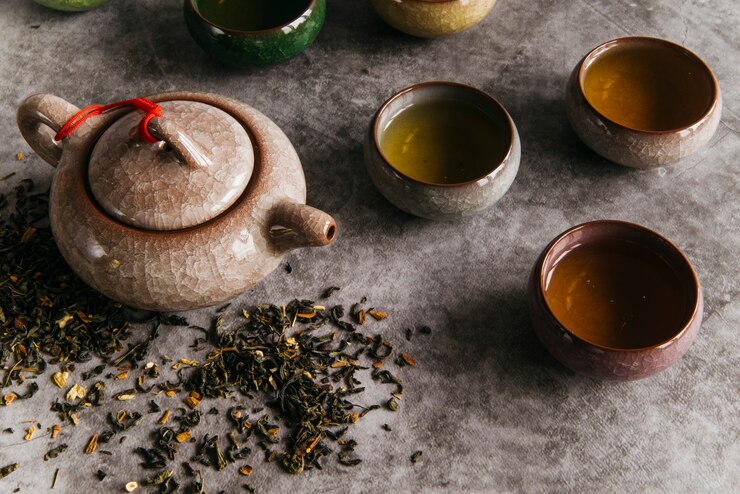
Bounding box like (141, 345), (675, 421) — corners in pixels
(544, 239), (688, 349)
(195, 0), (310, 31)
(583, 42), (714, 131)
(379, 99), (509, 185)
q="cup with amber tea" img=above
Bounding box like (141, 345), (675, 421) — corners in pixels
(566, 36), (721, 168)
(184, 0), (326, 66)
(528, 220), (703, 381)
(365, 81), (520, 220)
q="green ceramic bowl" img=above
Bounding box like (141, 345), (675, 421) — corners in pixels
(34, 0), (111, 12)
(184, 0), (326, 67)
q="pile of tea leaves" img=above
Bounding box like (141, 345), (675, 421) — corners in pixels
(0, 180), (424, 492)
(0, 180), (135, 388)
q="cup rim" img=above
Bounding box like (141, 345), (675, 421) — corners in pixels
(536, 219), (701, 352)
(187, 0), (318, 35)
(372, 81), (516, 188)
(576, 36), (720, 135)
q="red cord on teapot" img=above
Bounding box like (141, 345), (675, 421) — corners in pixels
(54, 98), (162, 143)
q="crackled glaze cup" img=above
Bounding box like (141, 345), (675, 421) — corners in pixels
(17, 92), (336, 312)
(33, 0), (110, 11)
(184, 0), (325, 66)
(528, 220), (703, 381)
(365, 82), (520, 220)
(372, 0), (497, 38)
(566, 37), (721, 168)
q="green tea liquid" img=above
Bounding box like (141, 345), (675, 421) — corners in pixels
(195, 0), (310, 31)
(379, 99), (509, 185)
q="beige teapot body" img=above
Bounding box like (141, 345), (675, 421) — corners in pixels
(17, 92), (336, 311)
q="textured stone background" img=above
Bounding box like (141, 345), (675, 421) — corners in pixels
(0, 0), (738, 493)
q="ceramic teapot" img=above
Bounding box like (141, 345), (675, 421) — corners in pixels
(17, 92), (337, 312)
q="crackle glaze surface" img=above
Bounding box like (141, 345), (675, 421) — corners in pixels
(17, 92), (336, 311)
(371, 0), (497, 38)
(89, 100), (254, 230)
(184, 0), (326, 66)
(565, 40), (722, 169)
(528, 221), (703, 380)
(365, 83), (520, 220)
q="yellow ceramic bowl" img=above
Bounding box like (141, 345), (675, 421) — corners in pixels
(371, 0), (497, 38)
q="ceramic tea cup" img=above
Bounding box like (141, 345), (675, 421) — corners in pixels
(528, 220), (703, 381)
(566, 37), (721, 168)
(184, 0), (326, 66)
(371, 0), (497, 38)
(34, 0), (110, 11)
(365, 82), (520, 220)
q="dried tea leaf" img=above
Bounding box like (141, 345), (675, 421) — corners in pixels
(368, 310), (387, 321)
(52, 371), (69, 388)
(85, 434), (99, 454)
(114, 389), (137, 401)
(0, 463), (19, 479)
(66, 384), (86, 401)
(183, 391), (201, 409)
(44, 444), (68, 461)
(24, 426), (35, 440)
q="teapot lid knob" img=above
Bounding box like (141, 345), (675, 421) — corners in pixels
(88, 100), (254, 230)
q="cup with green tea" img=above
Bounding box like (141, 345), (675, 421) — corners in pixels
(184, 0), (326, 66)
(365, 81), (520, 220)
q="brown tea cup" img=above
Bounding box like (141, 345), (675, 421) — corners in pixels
(566, 37), (721, 168)
(528, 220), (703, 380)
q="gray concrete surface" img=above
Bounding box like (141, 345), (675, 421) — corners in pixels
(0, 0), (738, 492)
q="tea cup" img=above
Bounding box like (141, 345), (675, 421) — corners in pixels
(33, 0), (110, 11)
(364, 81), (520, 220)
(371, 0), (498, 38)
(528, 220), (703, 380)
(566, 36), (721, 168)
(184, 0), (326, 66)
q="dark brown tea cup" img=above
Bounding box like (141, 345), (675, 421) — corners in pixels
(528, 220), (703, 380)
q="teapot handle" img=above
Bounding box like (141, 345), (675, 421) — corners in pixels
(17, 94), (80, 168)
(268, 201), (337, 252)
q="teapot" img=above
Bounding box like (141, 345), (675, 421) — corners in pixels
(17, 92), (337, 312)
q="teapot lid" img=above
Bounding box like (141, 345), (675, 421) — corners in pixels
(88, 100), (254, 230)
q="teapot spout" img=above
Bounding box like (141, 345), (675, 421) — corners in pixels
(268, 201), (337, 252)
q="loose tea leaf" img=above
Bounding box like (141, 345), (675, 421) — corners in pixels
(44, 444), (69, 461)
(321, 287), (340, 298)
(85, 434), (99, 454)
(0, 463), (19, 479)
